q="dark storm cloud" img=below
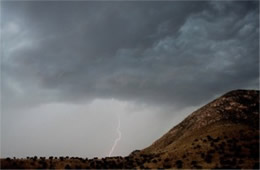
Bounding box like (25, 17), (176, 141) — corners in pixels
(2, 1), (259, 110)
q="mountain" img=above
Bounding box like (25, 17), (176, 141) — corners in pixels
(1, 89), (259, 169)
(138, 89), (259, 169)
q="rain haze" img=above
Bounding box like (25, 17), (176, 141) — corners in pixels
(1, 1), (259, 158)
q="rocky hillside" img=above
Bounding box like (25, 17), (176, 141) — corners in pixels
(138, 89), (259, 169)
(1, 89), (259, 169)
(143, 89), (259, 153)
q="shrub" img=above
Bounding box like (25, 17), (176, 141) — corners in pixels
(191, 160), (197, 165)
(152, 159), (157, 163)
(208, 149), (215, 154)
(12, 161), (17, 167)
(41, 161), (48, 169)
(49, 162), (55, 169)
(33, 156), (37, 161)
(195, 165), (203, 169)
(40, 157), (45, 160)
(164, 164), (171, 169)
(164, 158), (170, 162)
(176, 160), (183, 169)
(90, 161), (95, 167)
(238, 159), (244, 164)
(75, 165), (82, 169)
(65, 164), (71, 169)
(214, 137), (221, 142)
(207, 135), (213, 141)
(205, 154), (212, 163)
(253, 162), (259, 169)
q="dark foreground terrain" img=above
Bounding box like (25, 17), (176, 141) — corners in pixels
(1, 89), (259, 169)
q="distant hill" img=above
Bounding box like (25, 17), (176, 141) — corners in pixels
(1, 89), (259, 169)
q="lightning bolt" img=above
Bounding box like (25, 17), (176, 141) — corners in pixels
(109, 114), (121, 157)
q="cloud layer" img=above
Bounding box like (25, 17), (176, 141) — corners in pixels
(2, 1), (259, 111)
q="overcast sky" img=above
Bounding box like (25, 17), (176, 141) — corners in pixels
(1, 1), (259, 158)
